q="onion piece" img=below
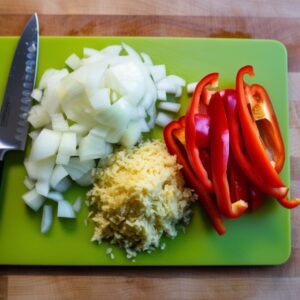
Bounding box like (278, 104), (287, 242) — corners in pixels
(120, 120), (142, 148)
(141, 52), (153, 65)
(41, 205), (53, 233)
(155, 111), (174, 127)
(88, 88), (111, 112)
(56, 153), (70, 165)
(38, 68), (69, 90)
(31, 89), (43, 102)
(35, 180), (50, 197)
(158, 102), (181, 113)
(187, 82), (197, 94)
(65, 53), (82, 70)
(28, 130), (40, 140)
(50, 164), (69, 188)
(24, 157), (55, 181)
(156, 78), (178, 94)
(105, 61), (145, 106)
(149, 65), (166, 83)
(94, 97), (132, 129)
(157, 90), (167, 101)
(73, 197), (82, 213)
(122, 43), (142, 62)
(28, 105), (51, 129)
(175, 86), (182, 98)
(53, 176), (72, 193)
(165, 75), (186, 87)
(83, 48), (100, 57)
(51, 113), (69, 131)
(47, 191), (64, 202)
(57, 200), (75, 218)
(22, 189), (45, 211)
(58, 132), (77, 156)
(24, 176), (35, 190)
(30, 129), (62, 161)
(100, 45), (122, 56)
(75, 171), (93, 186)
(63, 158), (95, 180)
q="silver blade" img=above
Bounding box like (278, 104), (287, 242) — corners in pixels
(0, 13), (39, 158)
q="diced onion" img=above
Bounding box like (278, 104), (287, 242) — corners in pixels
(73, 197), (82, 212)
(88, 88), (111, 112)
(24, 176), (35, 189)
(41, 205), (53, 233)
(35, 180), (50, 197)
(24, 157), (55, 181)
(30, 129), (61, 161)
(65, 53), (82, 70)
(158, 102), (181, 113)
(24, 43), (185, 230)
(187, 82), (197, 94)
(63, 158), (95, 180)
(50, 164), (69, 188)
(53, 177), (72, 193)
(31, 89), (43, 102)
(28, 105), (51, 129)
(149, 65), (166, 83)
(155, 112), (174, 127)
(120, 120), (142, 148)
(141, 52), (153, 65)
(83, 48), (100, 57)
(57, 200), (75, 218)
(51, 113), (69, 131)
(22, 189), (45, 211)
(47, 191), (64, 202)
(157, 90), (167, 101)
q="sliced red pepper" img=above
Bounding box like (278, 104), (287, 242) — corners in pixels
(225, 81), (299, 208)
(208, 92), (248, 218)
(195, 114), (210, 150)
(185, 73), (219, 192)
(246, 83), (285, 173)
(224, 87), (287, 198)
(164, 120), (225, 235)
(174, 114), (210, 150)
(228, 154), (248, 204)
(236, 66), (286, 188)
(249, 185), (264, 212)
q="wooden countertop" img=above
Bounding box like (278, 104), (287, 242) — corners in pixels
(0, 1), (300, 299)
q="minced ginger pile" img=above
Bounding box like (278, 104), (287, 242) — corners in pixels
(87, 140), (194, 258)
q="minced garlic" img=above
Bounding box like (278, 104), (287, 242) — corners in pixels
(87, 140), (194, 257)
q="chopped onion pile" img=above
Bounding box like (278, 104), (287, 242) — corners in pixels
(23, 43), (185, 233)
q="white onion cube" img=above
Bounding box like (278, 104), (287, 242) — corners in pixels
(30, 129), (61, 161)
(41, 205), (53, 233)
(65, 53), (82, 70)
(22, 189), (45, 211)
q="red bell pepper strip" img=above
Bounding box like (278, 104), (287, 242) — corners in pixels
(185, 73), (219, 192)
(174, 114), (210, 150)
(224, 83), (299, 208)
(164, 120), (225, 235)
(249, 185), (264, 212)
(228, 154), (248, 204)
(246, 83), (285, 173)
(209, 92), (248, 218)
(236, 66), (287, 188)
(195, 114), (210, 150)
(223, 89), (287, 198)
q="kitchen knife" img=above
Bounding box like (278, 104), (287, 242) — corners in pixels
(0, 13), (39, 181)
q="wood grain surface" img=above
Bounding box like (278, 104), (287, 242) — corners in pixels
(1, 2), (300, 299)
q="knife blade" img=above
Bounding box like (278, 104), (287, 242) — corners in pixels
(0, 13), (39, 163)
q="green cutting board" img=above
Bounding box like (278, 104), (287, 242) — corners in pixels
(0, 37), (290, 266)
